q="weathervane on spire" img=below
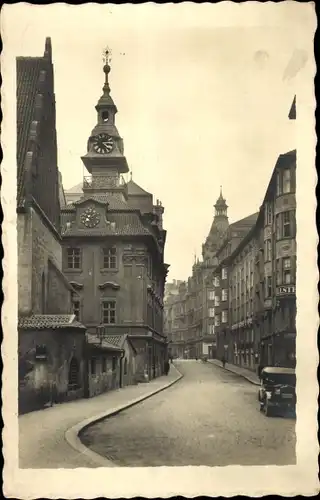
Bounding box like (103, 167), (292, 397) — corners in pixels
(102, 46), (112, 65)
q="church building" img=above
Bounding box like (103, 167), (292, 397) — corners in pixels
(61, 52), (169, 381)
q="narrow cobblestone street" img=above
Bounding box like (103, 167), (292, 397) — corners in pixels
(81, 360), (296, 467)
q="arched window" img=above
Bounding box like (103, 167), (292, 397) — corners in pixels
(68, 357), (80, 390)
(101, 110), (109, 122)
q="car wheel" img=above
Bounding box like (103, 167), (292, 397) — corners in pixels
(264, 401), (273, 417)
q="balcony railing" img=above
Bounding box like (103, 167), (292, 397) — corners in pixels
(83, 175), (127, 190)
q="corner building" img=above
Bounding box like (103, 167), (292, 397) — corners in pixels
(61, 56), (169, 382)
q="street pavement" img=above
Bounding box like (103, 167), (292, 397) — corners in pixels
(19, 366), (182, 468)
(81, 360), (296, 467)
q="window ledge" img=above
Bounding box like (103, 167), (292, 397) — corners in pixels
(63, 268), (83, 273)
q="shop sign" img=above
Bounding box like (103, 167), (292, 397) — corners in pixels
(276, 285), (296, 296)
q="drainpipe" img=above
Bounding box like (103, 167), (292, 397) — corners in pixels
(119, 349), (125, 388)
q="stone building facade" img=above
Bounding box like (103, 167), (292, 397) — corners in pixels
(61, 54), (169, 382)
(164, 188), (257, 360)
(212, 148), (297, 371)
(17, 38), (87, 413)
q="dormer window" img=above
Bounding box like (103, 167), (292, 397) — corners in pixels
(101, 111), (109, 123)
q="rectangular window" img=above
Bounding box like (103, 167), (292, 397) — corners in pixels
(283, 257), (291, 284)
(276, 214), (281, 239)
(102, 357), (106, 373)
(209, 307), (215, 317)
(222, 289), (228, 301)
(222, 311), (228, 323)
(102, 300), (116, 324)
(265, 239), (272, 261)
(265, 276), (272, 298)
(90, 358), (96, 376)
(67, 248), (81, 269)
(73, 300), (80, 321)
(214, 296), (220, 307)
(112, 357), (117, 371)
(276, 171), (281, 196)
(209, 324), (215, 335)
(267, 204), (272, 225)
(265, 203), (272, 225)
(208, 290), (215, 300)
(215, 315), (220, 327)
(103, 247), (117, 269)
(283, 168), (291, 194)
(276, 259), (281, 285)
(222, 267), (227, 280)
(215, 276), (220, 287)
(283, 211), (291, 237)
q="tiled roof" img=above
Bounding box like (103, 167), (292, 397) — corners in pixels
(16, 57), (43, 207)
(62, 212), (152, 237)
(231, 212), (259, 230)
(72, 194), (134, 211)
(104, 334), (127, 348)
(18, 314), (86, 330)
(104, 334), (137, 353)
(127, 179), (151, 197)
(86, 333), (122, 352)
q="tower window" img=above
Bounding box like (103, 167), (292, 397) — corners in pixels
(102, 111), (109, 123)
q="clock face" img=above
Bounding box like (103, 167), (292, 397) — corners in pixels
(92, 133), (114, 154)
(80, 207), (101, 228)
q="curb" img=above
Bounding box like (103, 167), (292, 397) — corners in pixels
(65, 365), (184, 467)
(207, 360), (260, 386)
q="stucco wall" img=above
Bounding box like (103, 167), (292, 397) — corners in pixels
(17, 213), (33, 315)
(19, 328), (85, 413)
(31, 208), (63, 314)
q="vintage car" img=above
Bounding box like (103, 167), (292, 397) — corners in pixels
(258, 366), (296, 417)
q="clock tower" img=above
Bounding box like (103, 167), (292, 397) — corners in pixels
(81, 50), (129, 197)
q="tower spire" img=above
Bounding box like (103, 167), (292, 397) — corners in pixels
(214, 187), (228, 218)
(102, 47), (112, 95)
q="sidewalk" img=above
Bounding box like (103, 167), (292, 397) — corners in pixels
(19, 365), (182, 468)
(207, 359), (260, 386)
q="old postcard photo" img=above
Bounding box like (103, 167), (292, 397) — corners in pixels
(1, 1), (318, 498)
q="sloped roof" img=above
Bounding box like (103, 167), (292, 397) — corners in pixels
(72, 193), (133, 211)
(86, 333), (122, 352)
(107, 334), (137, 353)
(16, 56), (43, 207)
(18, 314), (86, 330)
(289, 96), (296, 120)
(62, 212), (152, 237)
(127, 179), (152, 197)
(65, 182), (83, 194)
(231, 212), (259, 230)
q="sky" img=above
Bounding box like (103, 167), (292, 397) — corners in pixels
(3, 2), (313, 281)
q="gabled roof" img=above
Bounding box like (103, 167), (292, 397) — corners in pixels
(18, 314), (86, 330)
(127, 179), (152, 197)
(17, 56), (43, 207)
